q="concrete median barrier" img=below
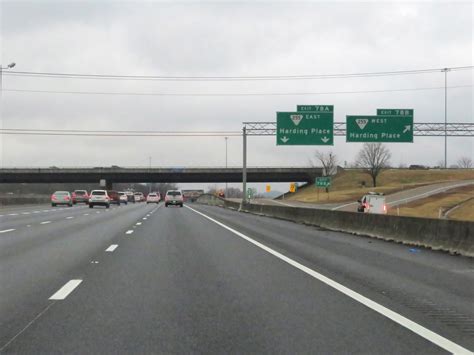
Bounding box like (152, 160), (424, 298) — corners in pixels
(197, 195), (474, 257)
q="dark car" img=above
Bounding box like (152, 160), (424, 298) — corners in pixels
(107, 190), (121, 205)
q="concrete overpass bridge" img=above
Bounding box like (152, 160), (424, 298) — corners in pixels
(0, 167), (324, 188)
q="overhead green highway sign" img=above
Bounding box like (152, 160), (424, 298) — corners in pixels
(377, 109), (414, 117)
(297, 105), (334, 113)
(346, 110), (414, 143)
(277, 109), (334, 146)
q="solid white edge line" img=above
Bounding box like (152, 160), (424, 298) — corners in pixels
(105, 244), (118, 252)
(185, 205), (472, 355)
(49, 280), (82, 300)
(0, 229), (15, 234)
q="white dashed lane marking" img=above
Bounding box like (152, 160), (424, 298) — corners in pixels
(125, 230), (134, 235)
(66, 216), (74, 219)
(0, 229), (15, 234)
(105, 244), (118, 252)
(49, 280), (82, 300)
(40, 221), (51, 225)
(136, 222), (142, 226)
(8, 213), (19, 216)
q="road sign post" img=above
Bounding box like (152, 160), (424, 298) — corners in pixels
(346, 109), (413, 143)
(277, 106), (334, 145)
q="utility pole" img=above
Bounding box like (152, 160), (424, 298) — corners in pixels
(148, 156), (152, 193)
(225, 137), (228, 198)
(442, 68), (449, 169)
(242, 127), (247, 205)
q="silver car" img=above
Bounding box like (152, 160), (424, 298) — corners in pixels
(89, 190), (110, 208)
(51, 191), (73, 207)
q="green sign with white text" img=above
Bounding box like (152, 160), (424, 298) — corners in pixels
(346, 110), (414, 143)
(297, 105), (334, 112)
(277, 109), (334, 146)
(316, 177), (331, 188)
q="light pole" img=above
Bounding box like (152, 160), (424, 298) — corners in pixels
(0, 62), (16, 169)
(442, 68), (450, 169)
(0, 62), (16, 89)
(225, 137), (228, 197)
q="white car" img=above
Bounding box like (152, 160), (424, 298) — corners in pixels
(146, 192), (160, 204)
(165, 190), (183, 207)
(357, 192), (387, 214)
(89, 190), (110, 208)
(118, 192), (128, 204)
(134, 192), (144, 202)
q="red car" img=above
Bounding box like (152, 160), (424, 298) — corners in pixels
(72, 190), (89, 204)
(107, 190), (121, 205)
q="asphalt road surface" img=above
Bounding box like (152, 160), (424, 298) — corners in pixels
(1, 202), (473, 354)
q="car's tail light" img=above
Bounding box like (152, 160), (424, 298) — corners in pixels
(383, 204), (387, 212)
(51, 194), (57, 200)
(65, 196), (70, 201)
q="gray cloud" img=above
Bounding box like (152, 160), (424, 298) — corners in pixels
(1, 1), (472, 184)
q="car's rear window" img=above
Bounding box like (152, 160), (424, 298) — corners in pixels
(118, 192), (125, 195)
(167, 191), (182, 196)
(55, 191), (69, 195)
(92, 191), (106, 196)
(148, 193), (157, 197)
(75, 190), (87, 195)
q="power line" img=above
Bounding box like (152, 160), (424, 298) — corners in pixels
(0, 128), (240, 134)
(0, 132), (242, 137)
(2, 85), (472, 97)
(3, 66), (473, 81)
(0, 128), (242, 137)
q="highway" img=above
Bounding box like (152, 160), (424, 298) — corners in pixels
(1, 202), (473, 354)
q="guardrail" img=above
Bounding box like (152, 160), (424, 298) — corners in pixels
(196, 195), (474, 257)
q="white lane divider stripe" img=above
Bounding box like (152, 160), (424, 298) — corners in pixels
(84, 213), (89, 216)
(105, 244), (118, 252)
(40, 221), (51, 225)
(142, 217), (147, 220)
(125, 230), (134, 235)
(136, 222), (142, 226)
(66, 216), (74, 219)
(0, 229), (15, 234)
(185, 205), (472, 355)
(49, 280), (82, 300)
(22, 212), (31, 215)
(8, 213), (19, 216)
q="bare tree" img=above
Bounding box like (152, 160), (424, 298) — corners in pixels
(312, 150), (338, 176)
(457, 156), (473, 168)
(356, 143), (391, 187)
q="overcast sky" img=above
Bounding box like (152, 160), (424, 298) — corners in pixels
(1, 0), (473, 190)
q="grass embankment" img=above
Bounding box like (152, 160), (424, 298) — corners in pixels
(286, 169), (474, 204)
(387, 185), (474, 221)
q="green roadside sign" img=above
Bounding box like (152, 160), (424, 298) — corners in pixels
(346, 110), (414, 143)
(277, 110), (334, 146)
(316, 177), (331, 188)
